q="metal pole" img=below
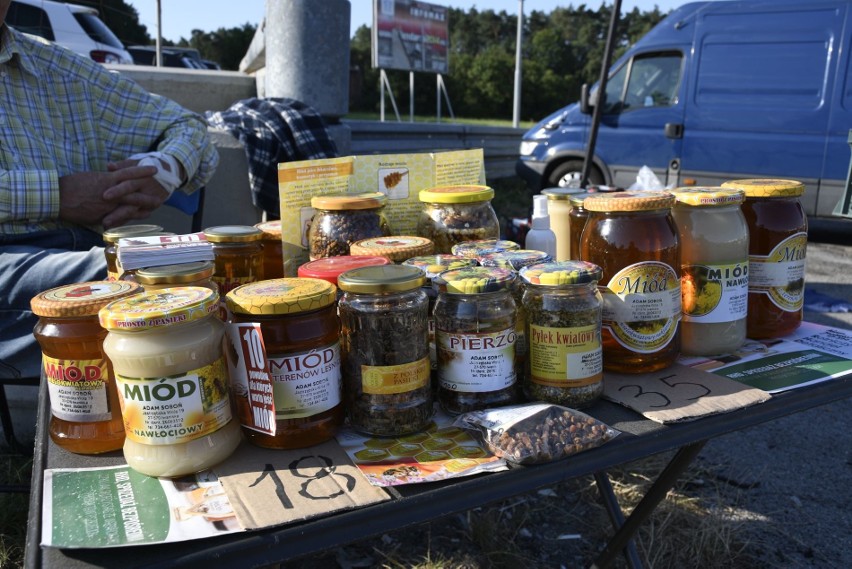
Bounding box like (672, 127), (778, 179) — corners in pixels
(581, 0), (622, 188)
(512, 0), (524, 128)
(410, 70), (414, 122)
(155, 0), (162, 67)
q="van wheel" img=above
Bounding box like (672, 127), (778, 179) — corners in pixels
(548, 160), (604, 188)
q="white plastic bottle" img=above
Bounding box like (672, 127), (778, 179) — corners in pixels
(524, 195), (557, 258)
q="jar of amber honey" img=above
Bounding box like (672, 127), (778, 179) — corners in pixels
(31, 281), (142, 454)
(204, 225), (263, 297)
(255, 220), (286, 279)
(102, 224), (163, 281)
(129, 261), (217, 293)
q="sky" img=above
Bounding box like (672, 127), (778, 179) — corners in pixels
(124, 0), (689, 43)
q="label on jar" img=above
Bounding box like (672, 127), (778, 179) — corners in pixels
(116, 357), (232, 445)
(212, 275), (256, 297)
(43, 356), (111, 422)
(682, 261), (749, 323)
(361, 356), (430, 395)
(600, 261), (681, 353)
(268, 343), (342, 419)
(748, 233), (806, 312)
(436, 329), (517, 392)
(528, 324), (603, 387)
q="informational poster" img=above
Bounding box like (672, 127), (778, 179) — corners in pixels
(372, 0), (449, 73)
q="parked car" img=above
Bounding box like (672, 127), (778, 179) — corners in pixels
(6, 0), (133, 64)
(516, 0), (852, 221)
(127, 45), (220, 70)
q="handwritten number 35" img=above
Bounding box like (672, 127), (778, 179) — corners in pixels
(618, 374), (711, 408)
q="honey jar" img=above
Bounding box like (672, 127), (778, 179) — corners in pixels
(129, 261), (217, 293)
(102, 224), (163, 281)
(204, 225), (263, 298)
(255, 220), (286, 279)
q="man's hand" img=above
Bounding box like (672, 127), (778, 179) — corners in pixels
(102, 158), (173, 227)
(58, 165), (160, 228)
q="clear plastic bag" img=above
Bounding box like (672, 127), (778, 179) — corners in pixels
(454, 403), (620, 465)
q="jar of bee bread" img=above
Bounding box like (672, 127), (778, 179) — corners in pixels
(337, 265), (432, 436)
(671, 187), (749, 355)
(226, 278), (343, 449)
(308, 192), (391, 260)
(417, 185), (500, 254)
(581, 191), (681, 373)
(99, 287), (241, 477)
(721, 178), (807, 339)
(31, 281), (143, 454)
(519, 261), (603, 408)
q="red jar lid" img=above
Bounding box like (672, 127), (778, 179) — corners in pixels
(297, 255), (390, 285)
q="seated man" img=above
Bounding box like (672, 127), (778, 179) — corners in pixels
(0, 0), (219, 381)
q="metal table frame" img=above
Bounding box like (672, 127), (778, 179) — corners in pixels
(25, 374), (852, 569)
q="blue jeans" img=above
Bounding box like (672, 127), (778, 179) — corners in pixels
(0, 228), (107, 379)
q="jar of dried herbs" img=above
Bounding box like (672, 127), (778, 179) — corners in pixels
(432, 266), (519, 414)
(519, 261), (603, 409)
(417, 185), (500, 254)
(337, 265), (432, 436)
(308, 193), (391, 260)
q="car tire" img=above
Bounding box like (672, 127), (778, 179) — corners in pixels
(547, 160), (604, 189)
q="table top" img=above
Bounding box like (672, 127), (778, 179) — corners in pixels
(25, 372), (852, 569)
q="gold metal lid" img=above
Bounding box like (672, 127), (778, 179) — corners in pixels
(337, 264), (426, 294)
(310, 192), (387, 210)
(254, 220), (282, 239)
(98, 287), (218, 331)
(102, 224), (164, 243)
(671, 187), (745, 206)
(31, 281), (142, 317)
(226, 278), (336, 315)
(349, 236), (434, 262)
(419, 185), (494, 204)
(721, 178), (805, 198)
(203, 225), (263, 242)
(583, 191), (675, 212)
(135, 261), (215, 285)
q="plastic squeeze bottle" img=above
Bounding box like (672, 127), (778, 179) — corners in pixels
(524, 195), (557, 258)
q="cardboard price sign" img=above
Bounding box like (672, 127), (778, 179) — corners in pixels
(225, 323), (276, 435)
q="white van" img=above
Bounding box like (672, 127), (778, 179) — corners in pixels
(6, 0), (133, 64)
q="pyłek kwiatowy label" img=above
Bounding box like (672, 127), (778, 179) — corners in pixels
(528, 324), (603, 388)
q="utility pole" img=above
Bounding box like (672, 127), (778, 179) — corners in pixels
(512, 0), (524, 128)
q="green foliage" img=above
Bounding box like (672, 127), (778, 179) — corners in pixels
(75, 0), (150, 46)
(177, 25), (257, 70)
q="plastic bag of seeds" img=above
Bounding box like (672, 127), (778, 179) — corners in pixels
(453, 403), (620, 465)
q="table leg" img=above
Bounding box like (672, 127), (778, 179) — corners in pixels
(590, 440), (707, 569)
(594, 472), (643, 569)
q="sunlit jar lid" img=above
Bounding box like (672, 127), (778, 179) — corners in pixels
(31, 281), (142, 317)
(721, 178), (804, 198)
(226, 278), (336, 315)
(135, 261), (215, 285)
(583, 191), (676, 212)
(337, 264), (425, 294)
(203, 225), (263, 242)
(419, 184), (494, 204)
(541, 187), (587, 201)
(102, 224), (164, 243)
(254, 220), (282, 239)
(432, 266), (516, 294)
(98, 286), (219, 331)
(520, 261), (603, 286)
(310, 192), (387, 210)
(402, 254), (478, 281)
(298, 255), (391, 286)
(349, 236), (434, 262)
(451, 239), (521, 259)
(671, 187), (745, 206)
(478, 249), (552, 271)
(569, 191), (595, 207)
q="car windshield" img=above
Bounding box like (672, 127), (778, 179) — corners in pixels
(73, 12), (124, 49)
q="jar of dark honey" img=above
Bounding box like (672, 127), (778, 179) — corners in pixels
(31, 281), (142, 454)
(255, 220), (286, 279)
(722, 179), (807, 339)
(581, 191), (681, 373)
(130, 261), (218, 293)
(204, 225), (263, 297)
(568, 192), (594, 261)
(102, 224), (163, 281)
(226, 278), (344, 449)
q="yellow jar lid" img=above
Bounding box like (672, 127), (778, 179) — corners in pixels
(433, 266), (516, 294)
(402, 255), (478, 280)
(226, 278), (336, 315)
(478, 249), (552, 271)
(520, 261), (602, 286)
(135, 261), (215, 285)
(310, 192), (387, 210)
(671, 187), (745, 206)
(254, 220), (282, 239)
(102, 224), (164, 243)
(541, 188), (587, 201)
(204, 225), (263, 242)
(98, 286), (218, 331)
(568, 191), (594, 207)
(721, 178), (804, 198)
(337, 264), (425, 294)
(451, 239), (521, 259)
(31, 281), (142, 317)
(419, 184), (494, 204)
(349, 236), (434, 262)
(583, 191), (675, 212)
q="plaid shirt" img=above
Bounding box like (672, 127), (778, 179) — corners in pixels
(0, 25), (218, 236)
(206, 97), (337, 216)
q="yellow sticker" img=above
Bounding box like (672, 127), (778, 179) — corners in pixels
(361, 357), (430, 395)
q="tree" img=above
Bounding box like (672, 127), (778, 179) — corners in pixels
(177, 25), (257, 70)
(75, 0), (150, 46)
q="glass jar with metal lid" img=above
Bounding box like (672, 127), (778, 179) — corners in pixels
(349, 235), (434, 263)
(568, 191), (595, 261)
(671, 187), (749, 355)
(308, 192), (391, 260)
(226, 278), (343, 449)
(451, 238), (520, 259)
(581, 191), (681, 373)
(721, 178), (807, 339)
(519, 261), (603, 408)
(99, 287), (241, 477)
(297, 255), (391, 289)
(432, 266), (519, 414)
(102, 224), (164, 281)
(31, 281), (143, 454)
(541, 188), (587, 261)
(337, 265), (432, 436)
(204, 225), (264, 298)
(128, 261), (217, 293)
(417, 185), (500, 254)
(254, 220), (286, 279)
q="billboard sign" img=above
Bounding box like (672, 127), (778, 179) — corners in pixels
(372, 0), (449, 74)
